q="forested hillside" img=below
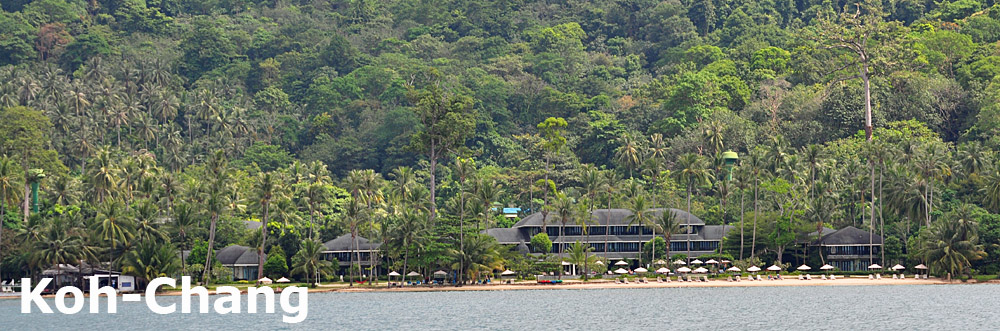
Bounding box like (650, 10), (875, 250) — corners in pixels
(2, 0), (1000, 283)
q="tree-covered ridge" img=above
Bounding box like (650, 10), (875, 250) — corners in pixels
(1, 0), (1000, 283)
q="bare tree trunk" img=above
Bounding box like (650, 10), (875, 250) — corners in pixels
(751, 174), (759, 259)
(203, 213), (218, 284)
(429, 143), (437, 226)
(257, 202), (269, 283)
(739, 187), (745, 259)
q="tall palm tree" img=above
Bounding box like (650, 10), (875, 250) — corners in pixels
(396, 208), (426, 284)
(625, 196), (653, 264)
(650, 210), (682, 261)
(674, 153), (712, 260)
(601, 170), (618, 259)
(168, 203), (198, 275)
(916, 214), (986, 280)
(122, 241), (181, 289)
(343, 198), (363, 286)
(746, 148), (765, 258)
(453, 157), (475, 284)
(291, 239), (333, 285)
(0, 155), (17, 273)
(615, 133), (642, 178)
(551, 192), (575, 279)
(202, 151), (230, 284)
(255, 172), (278, 284)
(94, 198), (133, 285)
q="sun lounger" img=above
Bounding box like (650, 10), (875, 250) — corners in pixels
(756, 275), (763, 281)
(615, 278), (621, 284)
(831, 275), (837, 280)
(734, 276), (740, 282)
(868, 274), (874, 280)
(806, 274), (812, 280)
(821, 274), (827, 280)
(665, 276), (671, 283)
(746, 275), (753, 281)
(876, 274), (882, 280)
(624, 278), (630, 284)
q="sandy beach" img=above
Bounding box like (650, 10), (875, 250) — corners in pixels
(1, 276), (977, 299)
(330, 276), (966, 293)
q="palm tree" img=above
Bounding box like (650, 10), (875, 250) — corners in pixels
(453, 157), (475, 285)
(396, 208), (427, 284)
(202, 151), (230, 284)
(916, 214), (986, 280)
(474, 178), (502, 231)
(122, 241), (181, 290)
(674, 153), (712, 260)
(94, 198), (133, 285)
(625, 196), (653, 264)
(255, 172), (279, 284)
(551, 192), (575, 278)
(0, 155), (17, 272)
(448, 235), (502, 283)
(32, 219), (93, 287)
(601, 170), (618, 258)
(168, 203), (198, 275)
(291, 239), (333, 285)
(615, 133), (642, 178)
(343, 198), (363, 285)
(650, 210), (682, 261)
(133, 199), (167, 243)
(746, 148), (765, 258)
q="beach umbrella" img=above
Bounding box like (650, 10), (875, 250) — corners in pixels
(501, 270), (516, 278)
(677, 266), (692, 273)
(634, 267), (649, 273)
(258, 277), (273, 285)
(766, 265), (782, 272)
(672, 259), (686, 265)
(615, 260), (629, 266)
(276, 277), (291, 283)
(656, 267), (670, 274)
(561, 261), (572, 266)
(796, 265), (811, 271)
(406, 271), (421, 277)
(388, 271), (401, 277)
(868, 264), (882, 270)
(614, 268), (629, 274)
(914, 264), (927, 270)
(726, 266), (741, 272)
(706, 259), (719, 265)
(820, 264), (835, 270)
(891, 264), (905, 271)
(691, 259), (704, 265)
(656, 260), (667, 265)
(595, 260), (605, 266)
(433, 270), (447, 278)
(747, 266), (761, 272)
(721, 260), (731, 264)
(693, 267), (708, 273)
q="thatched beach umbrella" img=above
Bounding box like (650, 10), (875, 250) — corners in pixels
(691, 259), (703, 265)
(656, 267), (670, 274)
(796, 265), (811, 271)
(276, 277), (291, 283)
(672, 259), (686, 265)
(747, 266), (761, 273)
(693, 267), (708, 273)
(727, 266), (741, 272)
(634, 267), (648, 274)
(615, 260), (629, 266)
(614, 268), (629, 274)
(259, 277), (273, 285)
(677, 266), (692, 273)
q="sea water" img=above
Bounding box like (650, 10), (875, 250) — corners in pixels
(1, 284), (997, 330)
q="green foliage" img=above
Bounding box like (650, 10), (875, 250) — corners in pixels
(238, 142), (294, 172)
(263, 245), (288, 278)
(531, 232), (552, 254)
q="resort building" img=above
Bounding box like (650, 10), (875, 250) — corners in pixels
(809, 226), (883, 271)
(484, 208), (732, 261)
(215, 245), (265, 281)
(322, 234), (381, 268)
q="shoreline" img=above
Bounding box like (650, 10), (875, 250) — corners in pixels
(2, 277), (988, 299)
(329, 277), (969, 293)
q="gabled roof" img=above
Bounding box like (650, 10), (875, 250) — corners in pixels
(815, 226), (883, 246)
(216, 245), (265, 266)
(484, 228), (527, 244)
(323, 234), (380, 252)
(513, 208), (704, 228)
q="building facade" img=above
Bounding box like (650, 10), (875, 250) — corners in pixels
(810, 226), (883, 271)
(485, 208), (732, 260)
(322, 234), (380, 268)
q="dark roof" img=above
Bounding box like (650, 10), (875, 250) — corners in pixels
(515, 242), (530, 254)
(243, 220), (262, 230)
(514, 208), (704, 227)
(815, 226), (883, 246)
(484, 228), (525, 244)
(323, 234), (380, 252)
(216, 245), (265, 266)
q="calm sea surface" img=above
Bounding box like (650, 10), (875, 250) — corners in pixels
(2, 284), (998, 330)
